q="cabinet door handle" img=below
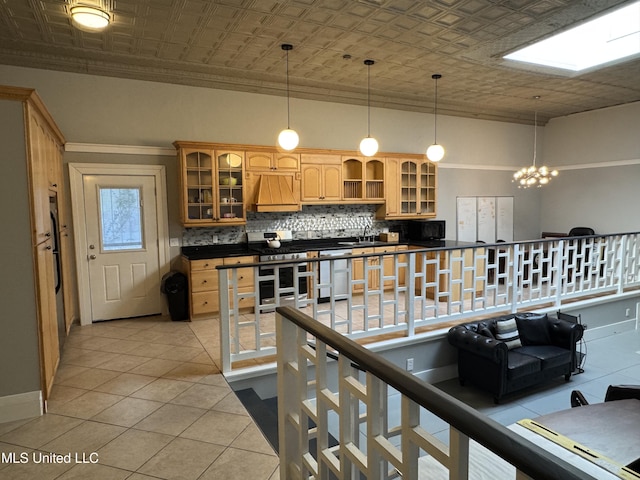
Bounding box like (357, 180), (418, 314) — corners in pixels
(45, 232), (51, 237)
(203, 301), (208, 305)
(202, 280), (207, 284)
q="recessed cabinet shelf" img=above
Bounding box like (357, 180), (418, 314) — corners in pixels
(341, 157), (385, 202)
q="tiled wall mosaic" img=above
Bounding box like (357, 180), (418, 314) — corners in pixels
(182, 204), (405, 246)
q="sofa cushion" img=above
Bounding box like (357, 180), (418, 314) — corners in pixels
(515, 312), (552, 346)
(506, 351), (541, 379)
(515, 345), (571, 369)
(495, 318), (522, 349)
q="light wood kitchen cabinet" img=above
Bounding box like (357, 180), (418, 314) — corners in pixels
(351, 247), (373, 293)
(246, 151), (300, 172)
(352, 245), (404, 293)
(379, 156), (437, 219)
(300, 154), (342, 202)
(1, 86), (73, 407)
(182, 258), (222, 317)
(382, 245), (407, 288)
(222, 256), (256, 310)
(342, 156), (385, 202)
(182, 255), (257, 318)
(34, 238), (59, 391)
(175, 142), (246, 227)
(174, 143), (437, 212)
(59, 228), (77, 333)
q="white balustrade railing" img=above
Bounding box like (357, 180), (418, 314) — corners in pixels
(276, 306), (596, 480)
(218, 232), (640, 373)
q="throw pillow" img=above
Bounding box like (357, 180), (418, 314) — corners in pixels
(495, 318), (522, 349)
(515, 313), (551, 345)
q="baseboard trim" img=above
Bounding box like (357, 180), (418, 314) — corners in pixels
(414, 364), (458, 384)
(584, 318), (637, 341)
(0, 390), (43, 423)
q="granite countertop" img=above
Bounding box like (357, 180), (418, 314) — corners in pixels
(181, 238), (481, 260)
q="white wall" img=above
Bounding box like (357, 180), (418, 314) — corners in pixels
(540, 102), (640, 234)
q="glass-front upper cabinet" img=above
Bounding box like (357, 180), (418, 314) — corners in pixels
(216, 151), (245, 223)
(175, 142), (246, 226)
(398, 159), (436, 217)
(419, 161), (436, 216)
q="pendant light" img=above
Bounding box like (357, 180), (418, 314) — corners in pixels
(359, 59), (379, 157)
(513, 96), (559, 188)
(277, 44), (299, 151)
(426, 74), (445, 162)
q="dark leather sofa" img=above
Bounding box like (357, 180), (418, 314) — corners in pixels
(447, 312), (584, 403)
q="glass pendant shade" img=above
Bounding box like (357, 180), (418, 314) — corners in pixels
(359, 136), (379, 157)
(426, 143), (445, 162)
(278, 43), (299, 151)
(359, 59), (378, 157)
(278, 128), (299, 151)
(70, 6), (110, 30)
(427, 73), (445, 162)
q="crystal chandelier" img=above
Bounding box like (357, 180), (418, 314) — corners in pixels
(513, 96), (558, 188)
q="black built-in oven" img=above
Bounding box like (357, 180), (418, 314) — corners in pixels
(257, 250), (308, 305)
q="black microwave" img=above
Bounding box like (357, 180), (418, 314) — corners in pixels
(408, 220), (446, 240)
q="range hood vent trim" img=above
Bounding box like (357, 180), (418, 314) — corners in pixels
(254, 174), (301, 213)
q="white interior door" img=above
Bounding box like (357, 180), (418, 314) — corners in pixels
(83, 174), (162, 321)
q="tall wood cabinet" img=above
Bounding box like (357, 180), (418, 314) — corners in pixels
(0, 86), (73, 409)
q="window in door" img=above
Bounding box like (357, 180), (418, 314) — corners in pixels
(99, 187), (144, 251)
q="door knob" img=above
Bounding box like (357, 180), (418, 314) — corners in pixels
(89, 254), (96, 260)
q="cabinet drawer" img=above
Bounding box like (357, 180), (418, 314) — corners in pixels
(223, 256), (256, 288)
(191, 270), (218, 293)
(191, 258), (223, 271)
(228, 286), (255, 310)
(192, 291), (219, 315)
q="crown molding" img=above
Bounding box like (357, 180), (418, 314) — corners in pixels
(65, 143), (175, 156)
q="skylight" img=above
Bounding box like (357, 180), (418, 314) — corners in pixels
(505, 1), (640, 72)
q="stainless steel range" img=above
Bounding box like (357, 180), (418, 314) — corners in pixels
(247, 230), (308, 306)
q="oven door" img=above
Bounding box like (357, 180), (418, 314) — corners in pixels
(259, 261), (308, 305)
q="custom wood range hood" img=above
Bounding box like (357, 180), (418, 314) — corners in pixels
(254, 174), (301, 212)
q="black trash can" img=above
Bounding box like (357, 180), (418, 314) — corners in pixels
(161, 271), (189, 321)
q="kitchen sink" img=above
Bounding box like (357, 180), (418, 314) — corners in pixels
(338, 240), (378, 246)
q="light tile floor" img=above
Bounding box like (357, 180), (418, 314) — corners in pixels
(0, 315), (279, 480)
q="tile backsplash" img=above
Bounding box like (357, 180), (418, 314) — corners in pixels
(182, 204), (404, 246)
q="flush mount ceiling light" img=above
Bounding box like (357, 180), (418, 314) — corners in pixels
(359, 59), (379, 157)
(504, 1), (640, 72)
(277, 44), (299, 151)
(513, 96), (558, 188)
(426, 74), (444, 162)
(70, 5), (111, 30)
